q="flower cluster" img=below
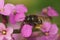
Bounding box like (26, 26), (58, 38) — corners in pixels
(0, 0), (59, 40)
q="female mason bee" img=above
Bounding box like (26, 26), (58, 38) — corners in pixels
(21, 15), (50, 35)
(21, 14), (51, 38)
(20, 15), (43, 32)
(24, 15), (42, 26)
(21, 14), (51, 31)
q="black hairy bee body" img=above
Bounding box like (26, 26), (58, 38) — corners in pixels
(24, 15), (42, 26)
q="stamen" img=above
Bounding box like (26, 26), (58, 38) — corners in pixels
(2, 30), (7, 35)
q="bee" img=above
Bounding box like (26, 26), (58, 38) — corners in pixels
(20, 14), (51, 38)
(20, 14), (51, 30)
(24, 15), (42, 26)
(19, 15), (43, 32)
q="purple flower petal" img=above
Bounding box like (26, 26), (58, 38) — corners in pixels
(41, 8), (48, 16)
(0, 36), (3, 40)
(15, 13), (25, 22)
(0, 0), (4, 9)
(7, 27), (13, 35)
(48, 6), (59, 16)
(49, 24), (58, 35)
(13, 34), (24, 40)
(36, 23), (58, 40)
(31, 31), (40, 37)
(9, 4), (27, 23)
(8, 23), (21, 30)
(9, 13), (16, 24)
(36, 36), (48, 40)
(36, 35), (58, 40)
(3, 37), (7, 40)
(40, 22), (51, 32)
(2, 3), (15, 16)
(0, 23), (13, 40)
(21, 24), (33, 37)
(27, 37), (36, 40)
(5, 35), (12, 40)
(15, 4), (28, 13)
(0, 23), (6, 30)
(4, 27), (13, 40)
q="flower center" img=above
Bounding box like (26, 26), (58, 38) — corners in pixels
(2, 30), (7, 35)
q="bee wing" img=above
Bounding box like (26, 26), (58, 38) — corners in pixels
(21, 24), (33, 37)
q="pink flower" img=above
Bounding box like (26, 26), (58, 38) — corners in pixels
(41, 6), (59, 17)
(36, 22), (58, 40)
(8, 23), (21, 30)
(41, 8), (48, 16)
(15, 4), (27, 13)
(48, 6), (59, 17)
(12, 34), (24, 40)
(9, 13), (16, 24)
(9, 4), (28, 24)
(21, 24), (33, 37)
(0, 23), (13, 40)
(13, 32), (39, 40)
(0, 0), (15, 16)
(40, 22), (51, 32)
(49, 24), (58, 35)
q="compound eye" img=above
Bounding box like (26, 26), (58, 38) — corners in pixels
(32, 17), (34, 21)
(24, 16), (29, 22)
(27, 17), (30, 21)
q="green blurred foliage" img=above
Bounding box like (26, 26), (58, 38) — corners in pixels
(5, 0), (60, 32)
